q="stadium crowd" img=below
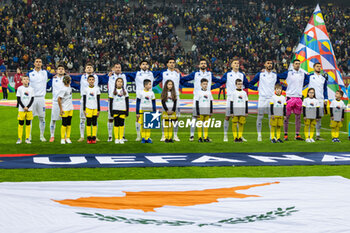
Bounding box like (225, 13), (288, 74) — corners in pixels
(182, 0), (350, 74)
(0, 0), (184, 72)
(0, 0), (349, 75)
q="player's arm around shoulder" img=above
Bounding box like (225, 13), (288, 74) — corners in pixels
(124, 71), (137, 82)
(180, 71), (195, 83)
(248, 72), (260, 90)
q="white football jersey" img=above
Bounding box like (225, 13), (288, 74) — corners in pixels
(135, 70), (154, 96)
(16, 85), (35, 112)
(58, 86), (73, 111)
(80, 73), (99, 96)
(162, 70), (181, 96)
(270, 94), (286, 116)
(194, 89), (213, 115)
(330, 99), (346, 121)
(257, 71), (278, 99)
(137, 89), (155, 112)
(28, 69), (49, 97)
(110, 88), (129, 111)
(308, 73), (327, 100)
(225, 71), (246, 96)
(302, 97), (320, 119)
(285, 69), (306, 98)
(52, 75), (64, 103)
(228, 90), (248, 116)
(108, 73), (127, 97)
(83, 86), (100, 110)
(162, 91), (177, 111)
(194, 71), (213, 96)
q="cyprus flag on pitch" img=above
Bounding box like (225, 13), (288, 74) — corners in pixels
(1, 177), (350, 233)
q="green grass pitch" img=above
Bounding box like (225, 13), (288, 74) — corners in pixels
(0, 92), (349, 182)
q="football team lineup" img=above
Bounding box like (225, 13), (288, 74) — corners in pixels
(1, 3), (350, 232)
(10, 57), (349, 146)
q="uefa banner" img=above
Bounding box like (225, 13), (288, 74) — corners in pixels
(1, 176), (350, 232)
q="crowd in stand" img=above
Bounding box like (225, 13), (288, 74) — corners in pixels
(0, 0), (69, 72)
(0, 0), (184, 73)
(0, 0), (349, 75)
(182, 0), (350, 74)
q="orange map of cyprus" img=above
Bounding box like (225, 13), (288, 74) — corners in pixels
(54, 182), (279, 212)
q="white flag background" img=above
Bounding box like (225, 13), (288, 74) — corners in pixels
(1, 176), (350, 233)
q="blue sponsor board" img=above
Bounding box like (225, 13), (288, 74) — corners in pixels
(0, 152), (350, 169)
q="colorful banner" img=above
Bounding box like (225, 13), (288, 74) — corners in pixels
(1, 177), (350, 232)
(292, 4), (347, 100)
